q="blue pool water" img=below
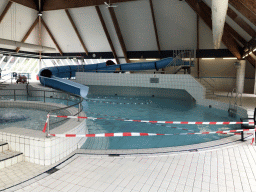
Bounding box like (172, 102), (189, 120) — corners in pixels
(81, 96), (243, 149)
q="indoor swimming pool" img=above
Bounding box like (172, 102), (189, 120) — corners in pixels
(81, 95), (244, 149)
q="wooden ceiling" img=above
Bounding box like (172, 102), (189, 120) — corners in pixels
(10, 0), (138, 11)
(3, 0), (256, 67)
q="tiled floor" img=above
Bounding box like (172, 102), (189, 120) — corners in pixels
(0, 92), (256, 192)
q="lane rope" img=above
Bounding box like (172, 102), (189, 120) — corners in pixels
(84, 99), (152, 105)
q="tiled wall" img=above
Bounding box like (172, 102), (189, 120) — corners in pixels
(76, 73), (206, 101)
(0, 101), (87, 166)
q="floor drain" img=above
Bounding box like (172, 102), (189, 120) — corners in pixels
(46, 168), (59, 175)
(189, 149), (198, 152)
(108, 154), (120, 156)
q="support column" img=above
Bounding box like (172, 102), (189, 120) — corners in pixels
(236, 60), (246, 93)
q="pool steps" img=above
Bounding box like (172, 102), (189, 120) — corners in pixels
(0, 141), (23, 170)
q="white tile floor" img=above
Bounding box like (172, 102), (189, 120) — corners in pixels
(0, 92), (256, 192)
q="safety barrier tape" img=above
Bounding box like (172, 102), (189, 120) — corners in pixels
(48, 129), (256, 137)
(48, 115), (255, 125)
(84, 111), (195, 132)
(84, 99), (152, 105)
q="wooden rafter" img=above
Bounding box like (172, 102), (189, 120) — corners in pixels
(199, 2), (247, 46)
(229, 0), (256, 27)
(108, 7), (129, 63)
(198, 1), (256, 64)
(239, 0), (256, 16)
(185, 0), (242, 60)
(95, 6), (119, 64)
(16, 17), (39, 53)
(43, 0), (137, 11)
(149, 0), (161, 54)
(41, 18), (63, 55)
(227, 7), (256, 37)
(0, 1), (13, 23)
(65, 9), (88, 55)
(10, 0), (37, 10)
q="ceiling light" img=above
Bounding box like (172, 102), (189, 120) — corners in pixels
(146, 59), (157, 61)
(202, 58), (215, 60)
(129, 59), (140, 61)
(223, 57), (237, 60)
(249, 51), (253, 55)
(253, 48), (256, 52)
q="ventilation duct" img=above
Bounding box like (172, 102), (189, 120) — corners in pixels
(0, 38), (56, 52)
(212, 0), (229, 49)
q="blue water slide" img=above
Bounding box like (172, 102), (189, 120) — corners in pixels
(39, 57), (173, 97)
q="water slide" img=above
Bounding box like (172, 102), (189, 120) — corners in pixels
(39, 57), (174, 98)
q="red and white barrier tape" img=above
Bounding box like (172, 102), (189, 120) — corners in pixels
(48, 128), (256, 137)
(48, 115), (255, 125)
(85, 111), (195, 132)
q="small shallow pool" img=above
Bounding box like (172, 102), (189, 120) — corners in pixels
(81, 95), (243, 149)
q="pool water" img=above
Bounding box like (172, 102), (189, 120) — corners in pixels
(0, 107), (69, 131)
(81, 95), (243, 149)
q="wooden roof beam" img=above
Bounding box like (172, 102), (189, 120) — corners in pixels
(198, 1), (256, 66)
(95, 6), (119, 64)
(41, 18), (63, 55)
(199, 2), (247, 46)
(108, 7), (129, 63)
(229, 0), (256, 27)
(65, 9), (88, 55)
(43, 0), (138, 11)
(149, 0), (161, 54)
(16, 17), (39, 53)
(239, 0), (256, 16)
(10, 0), (37, 10)
(0, 1), (13, 23)
(227, 7), (256, 37)
(185, 0), (242, 60)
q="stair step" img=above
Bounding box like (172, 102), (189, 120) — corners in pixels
(0, 142), (9, 152)
(0, 151), (23, 169)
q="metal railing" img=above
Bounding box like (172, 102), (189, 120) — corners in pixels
(166, 49), (195, 68)
(0, 87), (83, 136)
(227, 88), (242, 117)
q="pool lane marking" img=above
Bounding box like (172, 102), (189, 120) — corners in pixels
(48, 129), (255, 137)
(49, 115), (255, 125)
(84, 99), (152, 105)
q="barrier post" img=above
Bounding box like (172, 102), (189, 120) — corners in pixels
(241, 131), (244, 141)
(254, 108), (256, 145)
(67, 93), (69, 106)
(78, 103), (81, 122)
(14, 90), (16, 101)
(46, 116), (50, 138)
(44, 91), (45, 103)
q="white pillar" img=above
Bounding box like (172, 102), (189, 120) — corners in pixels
(236, 60), (246, 93)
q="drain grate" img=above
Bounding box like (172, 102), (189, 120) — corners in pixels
(108, 154), (120, 157)
(46, 168), (59, 175)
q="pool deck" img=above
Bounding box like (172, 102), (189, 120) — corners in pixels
(1, 92), (256, 192)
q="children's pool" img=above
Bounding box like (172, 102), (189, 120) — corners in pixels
(81, 95), (244, 149)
